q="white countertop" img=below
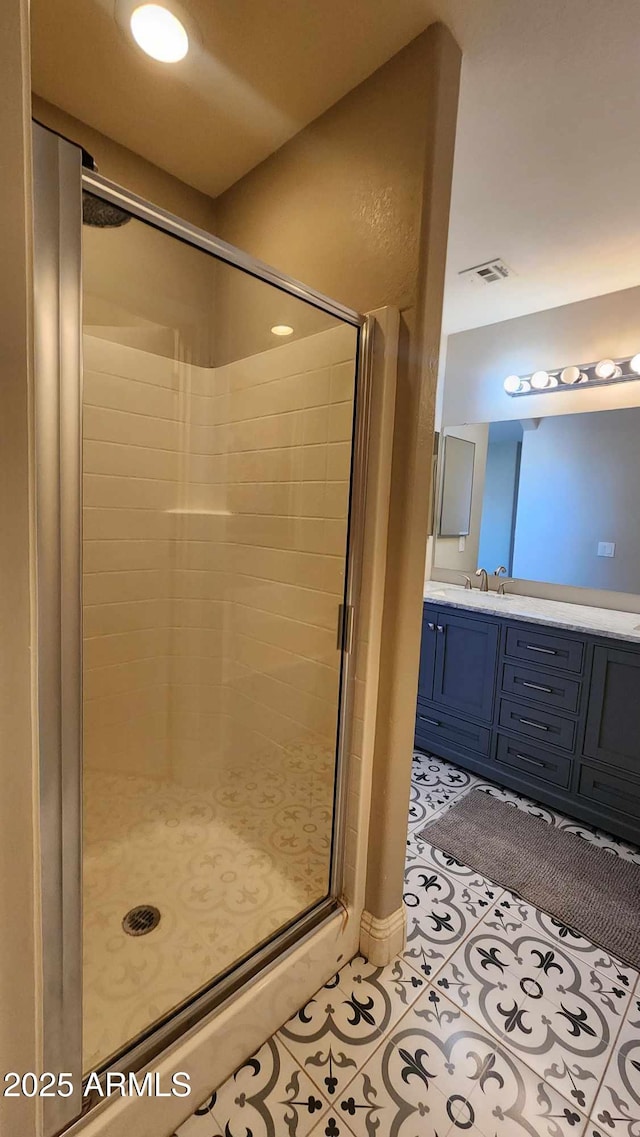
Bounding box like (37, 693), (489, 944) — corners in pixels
(423, 581), (640, 643)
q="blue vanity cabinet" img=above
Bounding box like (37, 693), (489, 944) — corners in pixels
(416, 605), (499, 756)
(415, 601), (640, 845)
(431, 610), (499, 723)
(584, 645), (640, 777)
(417, 607), (438, 703)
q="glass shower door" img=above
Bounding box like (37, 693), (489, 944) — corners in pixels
(80, 189), (361, 1072)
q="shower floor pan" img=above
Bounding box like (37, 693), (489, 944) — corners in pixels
(82, 740), (332, 1072)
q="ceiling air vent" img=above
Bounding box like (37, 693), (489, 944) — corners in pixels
(458, 258), (513, 286)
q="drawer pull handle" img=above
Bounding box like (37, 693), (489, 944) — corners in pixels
(427, 622), (436, 631)
(522, 680), (553, 694)
(436, 624), (444, 633)
(525, 644), (557, 655)
(518, 716), (549, 731)
(419, 714), (441, 727)
(514, 752), (546, 768)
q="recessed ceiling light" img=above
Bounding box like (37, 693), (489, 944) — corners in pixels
(271, 325), (294, 337)
(130, 4), (189, 62)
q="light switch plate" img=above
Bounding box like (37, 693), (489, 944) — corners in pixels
(458, 536), (466, 552)
(597, 541), (615, 557)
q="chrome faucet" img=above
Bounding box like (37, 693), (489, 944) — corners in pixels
(462, 574), (472, 590)
(475, 567), (489, 592)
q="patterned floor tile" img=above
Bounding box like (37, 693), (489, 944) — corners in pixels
(485, 906), (635, 1023)
(176, 754), (636, 1137)
(407, 781), (461, 830)
(332, 987), (588, 1137)
(411, 751), (475, 795)
(433, 936), (532, 1045)
(554, 818), (640, 866)
(308, 1109), (358, 1136)
(402, 862), (496, 981)
(589, 987), (640, 1137)
(277, 956), (426, 1100)
(405, 827), (500, 895)
(485, 892), (638, 995)
(432, 916), (619, 1113)
(175, 1092), (222, 1137)
(178, 1035), (328, 1137)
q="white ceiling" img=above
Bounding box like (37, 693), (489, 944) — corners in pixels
(436, 0), (640, 333)
(30, 0), (640, 335)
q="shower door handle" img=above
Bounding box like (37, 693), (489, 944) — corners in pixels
(337, 603), (355, 653)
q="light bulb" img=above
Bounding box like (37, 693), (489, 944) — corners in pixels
(594, 358), (617, 380)
(560, 365), (581, 385)
(271, 325), (294, 337)
(630, 353), (640, 374)
(531, 370), (551, 389)
(130, 5), (189, 62)
(503, 374), (522, 394)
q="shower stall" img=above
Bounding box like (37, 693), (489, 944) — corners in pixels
(33, 122), (370, 1133)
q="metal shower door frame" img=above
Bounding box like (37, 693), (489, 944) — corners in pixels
(33, 121), (372, 1134)
(33, 122), (84, 1135)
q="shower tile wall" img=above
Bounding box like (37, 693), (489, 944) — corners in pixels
(83, 334), (180, 780)
(215, 324), (355, 775)
(83, 325), (354, 782)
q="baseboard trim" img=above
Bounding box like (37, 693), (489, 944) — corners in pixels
(359, 905), (406, 965)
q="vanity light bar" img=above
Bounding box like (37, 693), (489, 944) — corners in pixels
(503, 353), (640, 396)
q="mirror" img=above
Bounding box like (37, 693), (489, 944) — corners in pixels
(438, 434), (475, 537)
(434, 407), (640, 594)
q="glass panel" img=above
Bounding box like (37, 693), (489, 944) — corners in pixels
(81, 200), (358, 1071)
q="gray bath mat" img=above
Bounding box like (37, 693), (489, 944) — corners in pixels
(418, 790), (640, 971)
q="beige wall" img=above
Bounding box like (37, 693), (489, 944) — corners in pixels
(215, 25), (461, 921)
(443, 282), (640, 426)
(32, 94), (217, 232)
(0, 4), (39, 1137)
(216, 32), (442, 317)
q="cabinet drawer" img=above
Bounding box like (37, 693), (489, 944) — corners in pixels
(501, 662), (581, 714)
(498, 698), (576, 751)
(415, 702), (490, 756)
(495, 732), (572, 789)
(577, 763), (640, 823)
(505, 626), (584, 674)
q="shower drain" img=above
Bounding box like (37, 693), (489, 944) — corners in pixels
(122, 905), (161, 937)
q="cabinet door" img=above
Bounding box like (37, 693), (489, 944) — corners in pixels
(432, 611), (499, 723)
(417, 606), (438, 702)
(584, 645), (640, 776)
